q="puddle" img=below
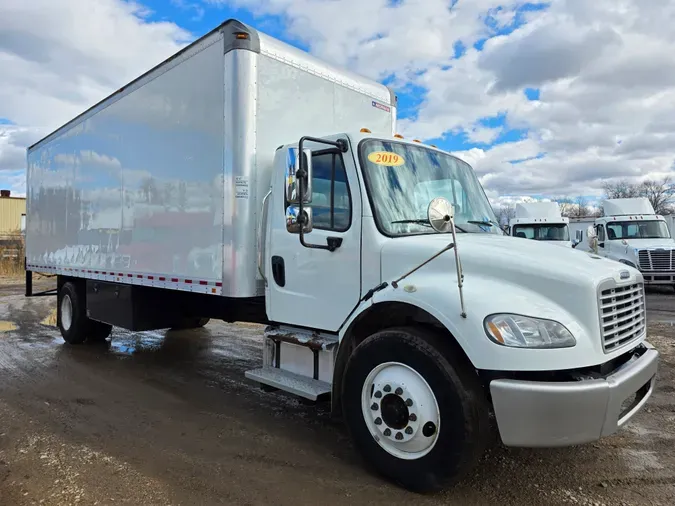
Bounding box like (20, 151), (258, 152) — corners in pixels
(0, 320), (17, 332)
(109, 331), (166, 356)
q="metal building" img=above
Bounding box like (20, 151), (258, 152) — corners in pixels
(0, 190), (26, 236)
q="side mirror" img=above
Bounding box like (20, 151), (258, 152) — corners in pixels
(286, 206), (313, 234)
(285, 147), (313, 205)
(427, 197), (455, 233)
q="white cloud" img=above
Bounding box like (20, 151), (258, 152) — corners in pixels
(0, 0), (191, 189)
(3, 0), (675, 203)
(209, 0), (675, 199)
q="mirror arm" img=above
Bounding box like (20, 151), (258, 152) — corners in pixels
(296, 135), (349, 252)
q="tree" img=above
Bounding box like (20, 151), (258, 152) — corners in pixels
(602, 177), (675, 215)
(603, 179), (642, 199)
(556, 196), (595, 218)
(494, 203), (516, 226)
(640, 177), (675, 215)
(556, 197), (575, 218)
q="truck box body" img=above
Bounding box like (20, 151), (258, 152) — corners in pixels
(25, 20), (396, 298)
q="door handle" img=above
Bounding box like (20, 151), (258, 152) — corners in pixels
(271, 256), (285, 287)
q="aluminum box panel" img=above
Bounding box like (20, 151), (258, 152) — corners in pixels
(26, 31), (225, 288)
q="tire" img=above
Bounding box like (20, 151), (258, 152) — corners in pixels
(58, 281), (112, 344)
(170, 317), (210, 330)
(341, 326), (490, 493)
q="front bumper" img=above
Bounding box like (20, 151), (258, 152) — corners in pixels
(640, 271), (675, 284)
(490, 342), (659, 447)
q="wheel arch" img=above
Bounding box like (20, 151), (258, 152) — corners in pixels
(331, 301), (474, 417)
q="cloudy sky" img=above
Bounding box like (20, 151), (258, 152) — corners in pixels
(1, 0), (674, 207)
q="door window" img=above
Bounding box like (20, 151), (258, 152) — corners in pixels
(309, 151), (352, 231)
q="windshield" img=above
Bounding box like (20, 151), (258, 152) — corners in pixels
(358, 139), (501, 236)
(512, 223), (570, 241)
(606, 220), (671, 240)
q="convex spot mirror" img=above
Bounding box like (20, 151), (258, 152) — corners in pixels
(285, 147), (313, 205)
(428, 197), (455, 233)
(286, 206), (313, 234)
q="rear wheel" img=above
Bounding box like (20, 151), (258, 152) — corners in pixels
(58, 281), (112, 344)
(341, 326), (489, 493)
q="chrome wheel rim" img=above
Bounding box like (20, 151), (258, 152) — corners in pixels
(61, 294), (73, 331)
(361, 361), (440, 460)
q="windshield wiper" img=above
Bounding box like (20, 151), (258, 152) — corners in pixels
(392, 219), (432, 227)
(467, 220), (496, 227)
(392, 219), (467, 232)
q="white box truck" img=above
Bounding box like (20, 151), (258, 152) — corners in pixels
(24, 19), (659, 493)
(573, 198), (675, 287)
(508, 201), (572, 247)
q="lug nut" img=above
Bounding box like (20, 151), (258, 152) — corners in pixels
(395, 432), (403, 440)
(371, 403), (378, 411)
(383, 428), (391, 437)
(405, 398), (413, 407)
(374, 390), (382, 398)
(395, 387), (403, 395)
(405, 426), (413, 435)
(409, 413), (417, 422)
(383, 385), (391, 392)
(374, 417), (382, 425)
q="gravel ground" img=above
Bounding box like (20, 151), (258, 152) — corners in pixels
(0, 277), (674, 505)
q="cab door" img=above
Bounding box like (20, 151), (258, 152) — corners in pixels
(265, 136), (362, 332)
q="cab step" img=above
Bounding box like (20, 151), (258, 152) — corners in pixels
(245, 367), (331, 401)
(245, 325), (338, 400)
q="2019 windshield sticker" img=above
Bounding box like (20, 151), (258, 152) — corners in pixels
(367, 151), (405, 167)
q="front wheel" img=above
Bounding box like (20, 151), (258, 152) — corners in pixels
(341, 326), (489, 493)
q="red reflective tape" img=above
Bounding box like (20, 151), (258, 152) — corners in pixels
(127, 274), (133, 277)
(118, 273), (123, 277)
(171, 278), (178, 282)
(199, 280), (207, 285)
(137, 274), (143, 278)
(148, 275), (154, 280)
(215, 282), (222, 287)
(185, 279), (193, 284)
(159, 277), (166, 281)
(94, 271), (99, 274)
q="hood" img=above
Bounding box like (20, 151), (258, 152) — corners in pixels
(380, 232), (636, 291)
(621, 238), (675, 250)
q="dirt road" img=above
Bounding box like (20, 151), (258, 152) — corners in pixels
(0, 278), (674, 505)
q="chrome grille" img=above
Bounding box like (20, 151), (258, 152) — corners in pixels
(638, 249), (674, 271)
(599, 283), (645, 353)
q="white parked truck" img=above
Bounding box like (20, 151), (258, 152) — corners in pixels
(573, 198), (675, 286)
(25, 19), (658, 493)
(508, 201), (571, 247)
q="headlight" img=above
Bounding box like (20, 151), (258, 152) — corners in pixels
(484, 314), (576, 349)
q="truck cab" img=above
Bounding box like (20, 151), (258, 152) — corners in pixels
(255, 130), (658, 491)
(576, 198), (675, 286)
(508, 202), (571, 247)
